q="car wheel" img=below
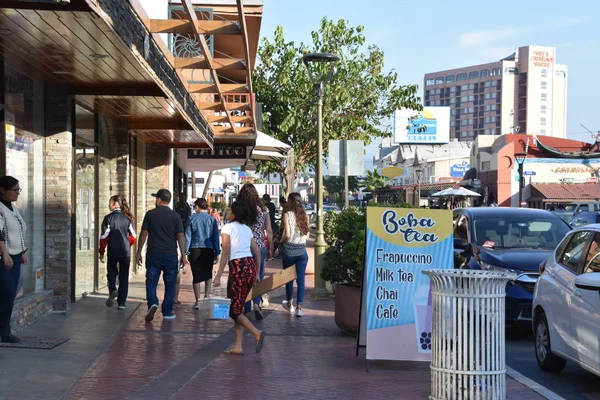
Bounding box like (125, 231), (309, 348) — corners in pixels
(534, 312), (566, 373)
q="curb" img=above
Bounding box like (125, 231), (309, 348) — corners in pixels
(506, 366), (566, 400)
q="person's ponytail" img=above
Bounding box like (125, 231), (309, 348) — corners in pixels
(121, 198), (135, 222)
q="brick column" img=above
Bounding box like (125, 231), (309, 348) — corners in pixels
(145, 143), (169, 210)
(44, 86), (72, 312)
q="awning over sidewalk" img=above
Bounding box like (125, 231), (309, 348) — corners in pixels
(530, 183), (600, 202)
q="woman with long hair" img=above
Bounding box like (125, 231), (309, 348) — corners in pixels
(236, 183), (272, 319)
(0, 176), (27, 342)
(279, 192), (310, 317)
(213, 201), (266, 355)
(185, 198), (220, 306)
(99, 195), (136, 309)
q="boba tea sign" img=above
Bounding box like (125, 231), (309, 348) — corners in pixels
(364, 207), (453, 361)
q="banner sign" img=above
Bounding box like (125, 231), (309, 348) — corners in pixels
(363, 207), (453, 361)
(188, 145), (247, 159)
(393, 107), (450, 144)
(450, 160), (470, 178)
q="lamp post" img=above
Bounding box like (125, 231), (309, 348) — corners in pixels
(514, 152), (527, 207)
(303, 52), (339, 299)
(415, 168), (423, 207)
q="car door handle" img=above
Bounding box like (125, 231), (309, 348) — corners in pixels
(547, 269), (556, 278)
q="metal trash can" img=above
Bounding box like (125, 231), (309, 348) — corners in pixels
(422, 269), (516, 400)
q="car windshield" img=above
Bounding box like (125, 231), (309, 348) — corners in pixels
(564, 204), (578, 211)
(473, 216), (571, 250)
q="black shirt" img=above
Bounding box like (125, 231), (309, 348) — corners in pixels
(141, 206), (184, 255)
(266, 201), (276, 230)
(99, 209), (134, 258)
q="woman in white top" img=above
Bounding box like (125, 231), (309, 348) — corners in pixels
(214, 201), (266, 355)
(279, 192), (310, 317)
(0, 176), (28, 343)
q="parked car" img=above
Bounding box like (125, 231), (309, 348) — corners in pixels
(533, 225), (600, 376)
(309, 204), (341, 230)
(453, 207), (572, 323)
(568, 211), (600, 228)
(551, 201), (600, 222)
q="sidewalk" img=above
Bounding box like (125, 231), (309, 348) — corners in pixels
(1, 249), (547, 400)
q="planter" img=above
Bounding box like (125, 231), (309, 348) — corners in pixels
(334, 283), (361, 335)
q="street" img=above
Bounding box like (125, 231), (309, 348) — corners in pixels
(506, 325), (600, 400)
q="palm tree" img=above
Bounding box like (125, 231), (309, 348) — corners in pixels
(360, 168), (389, 202)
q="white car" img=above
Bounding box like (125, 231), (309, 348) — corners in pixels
(532, 225), (600, 377)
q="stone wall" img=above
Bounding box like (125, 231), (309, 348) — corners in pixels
(10, 290), (53, 332)
(44, 87), (72, 313)
(145, 143), (169, 211)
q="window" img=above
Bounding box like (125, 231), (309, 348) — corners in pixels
(559, 231), (592, 273)
(450, 108), (455, 115)
(491, 116), (497, 122)
(541, 93), (547, 101)
(468, 95), (474, 102)
(492, 80), (499, 87)
(468, 107), (474, 113)
(541, 117), (546, 126)
(469, 83), (475, 90)
(482, 161), (491, 169)
(446, 75), (456, 82)
(491, 104), (497, 111)
(426, 79), (435, 86)
(541, 105), (546, 114)
(583, 233), (600, 274)
(505, 67), (518, 75)
(460, 131), (470, 137)
(461, 84), (468, 91)
(461, 119), (468, 126)
(425, 101), (430, 106)
(435, 100), (441, 106)
(457, 73), (467, 81)
(555, 71), (566, 78)
(491, 92), (497, 99)
(450, 86), (456, 93)
(461, 96), (468, 102)
(541, 129), (546, 134)
(491, 68), (502, 76)
(484, 93), (491, 100)
(450, 98), (455, 104)
(490, 128), (497, 134)
(485, 117), (490, 123)
(436, 77), (445, 84)
(480, 69), (490, 78)
(469, 71), (479, 79)
(484, 81), (491, 88)
(541, 69), (547, 78)
(468, 119), (473, 125)
(435, 88), (441, 95)
(541, 81), (547, 90)
(484, 129), (491, 135)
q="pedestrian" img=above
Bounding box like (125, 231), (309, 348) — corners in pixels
(237, 183), (273, 319)
(185, 198), (220, 306)
(99, 195), (136, 310)
(263, 194), (277, 233)
(136, 189), (187, 321)
(279, 192), (310, 317)
(0, 176), (27, 343)
(210, 207), (220, 223)
(173, 193), (190, 306)
(213, 201), (266, 355)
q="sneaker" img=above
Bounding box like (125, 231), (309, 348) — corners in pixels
(106, 290), (118, 308)
(163, 313), (176, 320)
(296, 308), (303, 317)
(117, 304), (126, 310)
(145, 304), (158, 322)
(253, 303), (264, 320)
(261, 293), (270, 308)
(193, 301), (200, 310)
(282, 300), (295, 313)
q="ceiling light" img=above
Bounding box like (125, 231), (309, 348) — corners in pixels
(89, 53), (108, 59)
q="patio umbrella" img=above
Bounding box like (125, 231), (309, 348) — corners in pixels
(431, 188), (455, 197)
(446, 187), (481, 197)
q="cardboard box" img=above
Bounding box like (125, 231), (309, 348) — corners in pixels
(245, 266), (297, 302)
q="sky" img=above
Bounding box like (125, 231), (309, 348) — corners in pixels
(259, 0), (600, 169)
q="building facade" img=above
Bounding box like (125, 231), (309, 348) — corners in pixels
(424, 45), (568, 141)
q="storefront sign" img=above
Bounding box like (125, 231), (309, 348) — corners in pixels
(523, 171), (536, 176)
(450, 160), (470, 178)
(361, 207), (454, 361)
(551, 166), (599, 174)
(187, 145), (247, 159)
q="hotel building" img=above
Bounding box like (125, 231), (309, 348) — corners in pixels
(423, 45), (568, 141)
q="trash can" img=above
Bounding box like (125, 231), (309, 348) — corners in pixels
(422, 269), (516, 400)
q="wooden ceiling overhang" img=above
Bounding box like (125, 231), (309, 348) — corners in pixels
(0, 0), (263, 149)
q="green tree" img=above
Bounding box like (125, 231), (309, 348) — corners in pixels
(360, 168), (389, 191)
(253, 17), (422, 191)
(323, 176), (360, 196)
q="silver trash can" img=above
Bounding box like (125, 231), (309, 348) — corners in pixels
(422, 269), (516, 400)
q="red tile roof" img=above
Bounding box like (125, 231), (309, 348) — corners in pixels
(531, 183), (600, 200)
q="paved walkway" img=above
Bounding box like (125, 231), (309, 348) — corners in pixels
(1, 248), (548, 399)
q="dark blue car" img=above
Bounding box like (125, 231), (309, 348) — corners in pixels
(453, 208), (572, 323)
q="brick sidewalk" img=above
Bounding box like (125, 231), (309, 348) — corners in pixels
(60, 251), (545, 400)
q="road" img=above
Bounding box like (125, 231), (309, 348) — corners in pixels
(506, 325), (600, 400)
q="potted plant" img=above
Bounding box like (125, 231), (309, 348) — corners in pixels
(322, 207), (365, 335)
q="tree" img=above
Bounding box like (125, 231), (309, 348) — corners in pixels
(360, 168), (389, 192)
(323, 176), (360, 197)
(253, 17), (422, 193)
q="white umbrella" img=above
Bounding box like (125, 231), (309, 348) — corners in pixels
(431, 188), (455, 197)
(446, 187), (481, 197)
(250, 149), (288, 162)
(255, 130), (291, 153)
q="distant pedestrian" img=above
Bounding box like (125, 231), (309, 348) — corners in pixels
(213, 201), (266, 355)
(0, 176), (27, 343)
(185, 198), (220, 306)
(263, 194), (277, 232)
(210, 208), (220, 223)
(279, 192), (310, 317)
(173, 193), (190, 306)
(237, 184), (273, 319)
(99, 196), (136, 310)
(136, 189), (187, 322)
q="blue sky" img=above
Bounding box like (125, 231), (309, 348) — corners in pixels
(259, 0), (600, 168)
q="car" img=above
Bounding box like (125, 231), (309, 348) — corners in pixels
(453, 207), (572, 323)
(568, 211), (600, 228)
(309, 204), (341, 229)
(532, 225), (600, 376)
(551, 201), (600, 222)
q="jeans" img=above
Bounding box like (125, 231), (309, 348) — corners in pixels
(245, 246), (268, 312)
(107, 256), (130, 305)
(0, 254), (22, 328)
(145, 253), (178, 316)
(282, 250), (308, 305)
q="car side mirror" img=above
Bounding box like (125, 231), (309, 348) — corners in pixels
(575, 273), (600, 292)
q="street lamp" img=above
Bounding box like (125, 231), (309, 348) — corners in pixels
(514, 152), (527, 207)
(303, 52), (339, 299)
(415, 168), (423, 207)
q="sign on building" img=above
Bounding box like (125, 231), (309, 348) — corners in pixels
(393, 107), (450, 144)
(188, 145), (247, 159)
(450, 159), (470, 178)
(358, 207), (454, 361)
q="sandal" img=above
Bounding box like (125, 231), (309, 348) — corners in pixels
(223, 348), (244, 356)
(174, 300), (182, 305)
(255, 331), (266, 354)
